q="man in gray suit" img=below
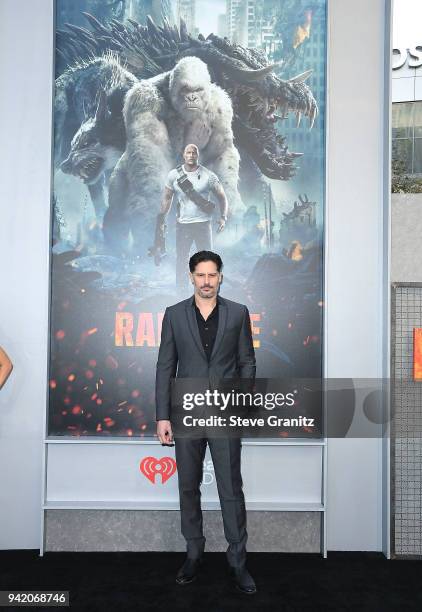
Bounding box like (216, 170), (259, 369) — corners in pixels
(156, 250), (257, 594)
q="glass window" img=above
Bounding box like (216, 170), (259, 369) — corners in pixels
(392, 102), (422, 176)
(392, 102), (414, 139)
(413, 102), (422, 137)
(392, 138), (413, 173)
(413, 138), (422, 173)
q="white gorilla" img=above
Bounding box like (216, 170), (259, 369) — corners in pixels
(104, 57), (243, 253)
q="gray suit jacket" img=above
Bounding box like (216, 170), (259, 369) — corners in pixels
(155, 294), (256, 420)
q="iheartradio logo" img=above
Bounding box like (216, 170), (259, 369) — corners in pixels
(140, 456), (177, 484)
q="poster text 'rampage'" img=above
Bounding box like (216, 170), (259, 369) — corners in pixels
(115, 312), (262, 348)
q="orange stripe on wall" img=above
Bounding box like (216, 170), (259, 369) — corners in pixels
(413, 328), (422, 380)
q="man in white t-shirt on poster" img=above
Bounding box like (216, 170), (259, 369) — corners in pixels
(155, 144), (229, 291)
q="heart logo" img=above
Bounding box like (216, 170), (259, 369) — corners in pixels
(140, 456), (177, 484)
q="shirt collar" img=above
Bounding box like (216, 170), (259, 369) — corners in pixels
(183, 163), (201, 174)
(191, 294), (222, 308)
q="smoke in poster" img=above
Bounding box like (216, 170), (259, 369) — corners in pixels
(49, 0), (326, 437)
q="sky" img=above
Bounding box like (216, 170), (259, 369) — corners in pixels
(393, 0), (422, 47)
(170, 0), (226, 37)
(195, 0), (226, 36)
(168, 0), (422, 47)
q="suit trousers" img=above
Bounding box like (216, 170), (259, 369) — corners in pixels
(174, 436), (247, 568)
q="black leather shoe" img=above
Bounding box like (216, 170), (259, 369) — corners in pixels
(176, 557), (201, 585)
(230, 566), (257, 594)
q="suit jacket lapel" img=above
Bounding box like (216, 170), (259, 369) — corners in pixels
(185, 300), (207, 361)
(210, 297), (227, 361)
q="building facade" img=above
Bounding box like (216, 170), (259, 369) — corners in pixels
(392, 46), (422, 175)
(177, 0), (196, 33)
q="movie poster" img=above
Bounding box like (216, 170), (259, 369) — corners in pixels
(49, 0), (326, 437)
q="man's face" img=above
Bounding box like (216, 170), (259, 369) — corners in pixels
(190, 260), (222, 299)
(183, 145), (199, 167)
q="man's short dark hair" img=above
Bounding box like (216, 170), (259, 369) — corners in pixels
(189, 251), (223, 273)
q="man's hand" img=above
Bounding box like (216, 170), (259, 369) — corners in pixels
(157, 419), (174, 445)
(148, 212), (168, 266)
(217, 217), (226, 233)
(213, 182), (228, 232)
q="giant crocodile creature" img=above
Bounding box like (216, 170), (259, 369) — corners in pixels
(56, 13), (318, 182)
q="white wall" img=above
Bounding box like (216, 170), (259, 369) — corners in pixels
(0, 0), (390, 552)
(325, 0), (390, 551)
(391, 193), (422, 282)
(0, 0), (53, 548)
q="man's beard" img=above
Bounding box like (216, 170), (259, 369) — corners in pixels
(199, 287), (214, 298)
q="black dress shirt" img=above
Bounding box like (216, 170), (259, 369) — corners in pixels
(194, 299), (219, 361)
